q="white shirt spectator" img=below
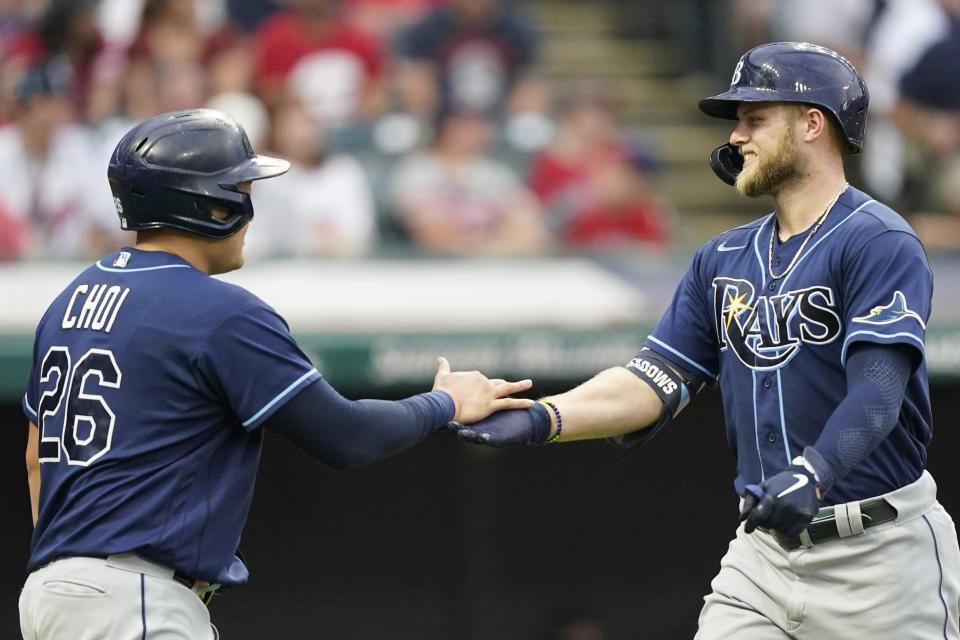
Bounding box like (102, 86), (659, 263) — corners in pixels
(0, 122), (118, 259)
(247, 153), (378, 258)
(861, 0), (949, 200)
(766, 0), (876, 55)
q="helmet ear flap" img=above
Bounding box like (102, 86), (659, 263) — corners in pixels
(709, 143), (743, 186)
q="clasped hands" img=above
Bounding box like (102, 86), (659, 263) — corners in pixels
(437, 359), (821, 537)
(430, 357), (538, 424)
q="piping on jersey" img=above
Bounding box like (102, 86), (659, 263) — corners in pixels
(23, 395), (37, 419)
(96, 262), (193, 273)
(241, 368), (320, 428)
(645, 336), (718, 381)
(752, 370), (765, 482)
(752, 213), (774, 284)
(775, 368), (791, 465)
(774, 199), (875, 295)
(749, 200), (877, 474)
(841, 331), (925, 365)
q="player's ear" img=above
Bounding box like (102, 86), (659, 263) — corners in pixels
(800, 106), (828, 145)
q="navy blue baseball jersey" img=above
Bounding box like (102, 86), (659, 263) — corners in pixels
(643, 186), (933, 504)
(22, 248), (320, 585)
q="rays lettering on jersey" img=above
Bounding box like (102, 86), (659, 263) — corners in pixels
(712, 277), (841, 370)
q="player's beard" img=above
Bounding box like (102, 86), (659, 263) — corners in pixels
(735, 127), (802, 198)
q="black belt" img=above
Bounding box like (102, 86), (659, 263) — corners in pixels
(764, 497), (898, 550)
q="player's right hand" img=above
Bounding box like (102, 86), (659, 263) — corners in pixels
(451, 402), (552, 446)
(738, 465), (820, 535)
(431, 356), (534, 424)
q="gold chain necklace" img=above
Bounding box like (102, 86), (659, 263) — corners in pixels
(768, 183), (848, 280)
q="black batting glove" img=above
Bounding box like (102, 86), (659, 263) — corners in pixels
(739, 464), (820, 535)
(450, 402), (552, 447)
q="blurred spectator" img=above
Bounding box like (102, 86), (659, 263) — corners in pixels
(732, 0), (876, 67)
(248, 99), (377, 258)
(124, 0), (251, 110)
(529, 84), (669, 252)
(861, 0), (949, 203)
(122, 59), (208, 124)
(206, 90), (270, 150)
(342, 0), (437, 44)
(1, 0), (126, 124)
(253, 0), (385, 126)
(92, 58), (209, 179)
(893, 0), (960, 162)
(890, 0), (960, 250)
(226, 0), (283, 34)
(561, 149), (669, 252)
(0, 0), (46, 53)
(393, 0), (548, 124)
(0, 63), (128, 260)
(910, 157), (960, 252)
(389, 105), (548, 256)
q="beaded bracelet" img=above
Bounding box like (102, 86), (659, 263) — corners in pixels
(540, 400), (563, 444)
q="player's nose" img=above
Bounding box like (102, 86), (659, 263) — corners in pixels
(729, 124), (749, 148)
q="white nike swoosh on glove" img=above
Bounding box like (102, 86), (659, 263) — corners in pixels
(776, 474), (809, 498)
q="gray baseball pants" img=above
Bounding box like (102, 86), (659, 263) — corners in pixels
(696, 471), (960, 640)
(19, 553), (218, 640)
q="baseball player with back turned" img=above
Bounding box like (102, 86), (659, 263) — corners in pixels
(453, 42), (960, 639)
(18, 108), (534, 640)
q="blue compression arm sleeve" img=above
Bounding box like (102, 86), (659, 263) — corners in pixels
(803, 342), (915, 494)
(262, 378), (455, 470)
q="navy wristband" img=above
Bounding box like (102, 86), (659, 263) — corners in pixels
(540, 400), (563, 443)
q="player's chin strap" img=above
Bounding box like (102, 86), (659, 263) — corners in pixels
(709, 143), (743, 186)
(607, 349), (703, 449)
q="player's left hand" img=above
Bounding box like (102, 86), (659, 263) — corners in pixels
(431, 356), (534, 424)
(739, 465), (820, 535)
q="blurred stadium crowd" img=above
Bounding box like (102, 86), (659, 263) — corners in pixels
(0, 0), (959, 264)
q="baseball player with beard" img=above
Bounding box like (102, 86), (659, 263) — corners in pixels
(19, 109), (534, 640)
(453, 42), (960, 639)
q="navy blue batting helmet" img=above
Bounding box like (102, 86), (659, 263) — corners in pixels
(699, 42), (869, 153)
(108, 109), (290, 239)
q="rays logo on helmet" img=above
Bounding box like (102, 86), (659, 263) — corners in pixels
(731, 59), (744, 86)
(852, 291), (925, 329)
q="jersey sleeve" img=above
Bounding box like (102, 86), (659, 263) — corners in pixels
(642, 248), (720, 387)
(22, 323), (42, 423)
(22, 364), (38, 423)
(196, 303), (321, 431)
(840, 230), (932, 364)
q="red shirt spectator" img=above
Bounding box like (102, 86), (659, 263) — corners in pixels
(563, 199), (669, 248)
(1, 0), (123, 124)
(254, 2), (384, 124)
(529, 84), (670, 250)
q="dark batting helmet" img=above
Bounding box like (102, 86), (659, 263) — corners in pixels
(108, 109), (290, 238)
(699, 42), (869, 185)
